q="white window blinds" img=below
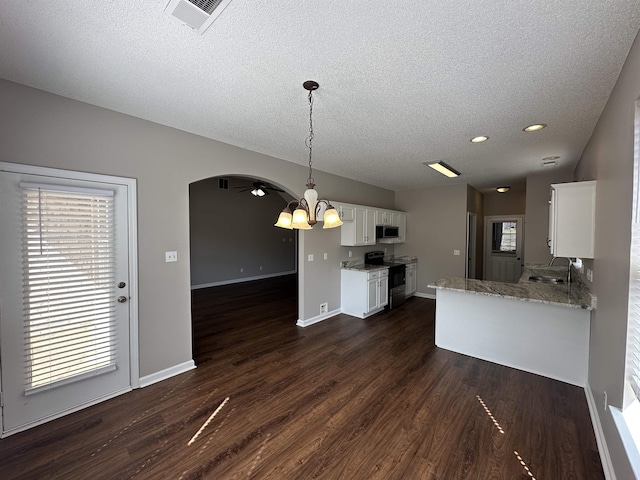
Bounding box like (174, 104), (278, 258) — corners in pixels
(21, 184), (117, 394)
(628, 101), (640, 402)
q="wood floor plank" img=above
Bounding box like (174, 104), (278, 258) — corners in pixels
(0, 274), (604, 479)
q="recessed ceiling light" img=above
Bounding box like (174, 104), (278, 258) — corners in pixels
(523, 124), (547, 132)
(496, 186), (510, 193)
(470, 135), (489, 143)
(425, 161), (461, 178)
(542, 156), (560, 161)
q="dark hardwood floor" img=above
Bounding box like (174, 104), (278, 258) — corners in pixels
(0, 274), (603, 479)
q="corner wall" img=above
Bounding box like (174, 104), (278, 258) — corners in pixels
(395, 184), (468, 295)
(573, 30), (640, 479)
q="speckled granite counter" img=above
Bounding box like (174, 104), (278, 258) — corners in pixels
(341, 255), (418, 272)
(432, 264), (593, 386)
(430, 264), (594, 310)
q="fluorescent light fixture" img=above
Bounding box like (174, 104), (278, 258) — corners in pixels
(523, 123), (547, 132)
(426, 161), (461, 178)
(496, 186), (510, 193)
(470, 135), (489, 143)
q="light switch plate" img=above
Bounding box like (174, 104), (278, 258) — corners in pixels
(165, 251), (178, 262)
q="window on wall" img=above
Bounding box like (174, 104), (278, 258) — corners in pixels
(616, 99), (640, 471)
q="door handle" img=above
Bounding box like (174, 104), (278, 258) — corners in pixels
(117, 296), (128, 303)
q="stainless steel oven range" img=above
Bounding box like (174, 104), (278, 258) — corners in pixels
(364, 251), (406, 309)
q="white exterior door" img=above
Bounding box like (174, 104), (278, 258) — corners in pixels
(484, 215), (524, 283)
(0, 166), (137, 436)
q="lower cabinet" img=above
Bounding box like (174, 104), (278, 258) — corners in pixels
(405, 262), (417, 297)
(342, 268), (389, 318)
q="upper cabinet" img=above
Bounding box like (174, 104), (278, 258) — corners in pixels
(334, 202), (407, 246)
(378, 211), (407, 244)
(549, 181), (596, 258)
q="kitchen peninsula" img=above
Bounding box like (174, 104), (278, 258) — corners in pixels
(431, 265), (594, 386)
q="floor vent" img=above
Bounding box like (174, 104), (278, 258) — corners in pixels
(164, 0), (234, 34)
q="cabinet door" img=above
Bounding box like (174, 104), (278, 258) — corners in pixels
(550, 182), (596, 258)
(375, 210), (388, 225)
(367, 278), (379, 312)
(405, 267), (416, 296)
(379, 276), (389, 306)
(393, 213), (407, 243)
(364, 208), (376, 245)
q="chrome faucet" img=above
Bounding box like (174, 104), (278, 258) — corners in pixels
(549, 256), (571, 286)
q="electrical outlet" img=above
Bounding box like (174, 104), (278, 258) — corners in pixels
(603, 391), (608, 411)
(308, 254), (314, 262)
(240, 267), (243, 272)
(587, 268), (593, 282)
(323, 253), (328, 260)
(165, 251), (177, 262)
(454, 250), (460, 256)
(348, 251), (353, 258)
(260, 266), (263, 271)
(320, 302), (328, 314)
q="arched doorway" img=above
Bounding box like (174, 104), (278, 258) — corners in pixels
(188, 175), (299, 365)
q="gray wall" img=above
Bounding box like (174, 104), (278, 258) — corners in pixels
(524, 169), (574, 265)
(573, 31), (640, 479)
(483, 189), (526, 216)
(189, 176), (296, 287)
(0, 79), (395, 378)
(395, 184), (468, 294)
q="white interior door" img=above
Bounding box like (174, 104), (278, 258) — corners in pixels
(483, 215), (524, 283)
(0, 168), (135, 436)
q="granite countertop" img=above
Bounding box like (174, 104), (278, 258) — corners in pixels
(341, 256), (418, 271)
(430, 264), (594, 310)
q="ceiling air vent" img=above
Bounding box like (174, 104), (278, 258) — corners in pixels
(164, 0), (234, 34)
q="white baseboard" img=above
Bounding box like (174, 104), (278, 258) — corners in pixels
(414, 291), (436, 299)
(191, 271), (296, 290)
(139, 360), (196, 388)
(297, 308), (341, 327)
(585, 382), (616, 480)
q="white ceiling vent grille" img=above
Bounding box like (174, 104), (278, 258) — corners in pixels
(164, 0), (234, 34)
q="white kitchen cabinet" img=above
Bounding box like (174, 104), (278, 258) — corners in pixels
(405, 262), (417, 297)
(341, 268), (389, 318)
(340, 206), (375, 246)
(375, 209), (391, 225)
(378, 211), (407, 244)
(549, 181), (596, 258)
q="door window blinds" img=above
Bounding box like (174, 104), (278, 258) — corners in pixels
(628, 101), (640, 403)
(21, 183), (117, 394)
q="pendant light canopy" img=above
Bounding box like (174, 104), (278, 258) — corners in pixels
(274, 81), (343, 230)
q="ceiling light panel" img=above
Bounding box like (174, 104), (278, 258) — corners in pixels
(425, 161), (460, 178)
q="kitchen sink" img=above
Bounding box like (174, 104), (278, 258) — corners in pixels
(528, 275), (564, 284)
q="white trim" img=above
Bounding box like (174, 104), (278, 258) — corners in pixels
(139, 360), (196, 388)
(191, 270), (297, 290)
(585, 382), (616, 480)
(0, 387), (131, 438)
(296, 308), (341, 327)
(414, 291), (436, 299)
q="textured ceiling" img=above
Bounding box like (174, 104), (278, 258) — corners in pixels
(1, 1), (639, 192)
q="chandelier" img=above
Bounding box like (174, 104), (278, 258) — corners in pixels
(274, 81), (343, 230)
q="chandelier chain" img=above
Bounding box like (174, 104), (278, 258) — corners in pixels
(306, 89), (314, 183)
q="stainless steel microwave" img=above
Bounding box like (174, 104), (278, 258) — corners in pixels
(376, 225), (399, 239)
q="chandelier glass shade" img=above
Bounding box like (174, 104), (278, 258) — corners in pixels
(274, 81), (343, 230)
